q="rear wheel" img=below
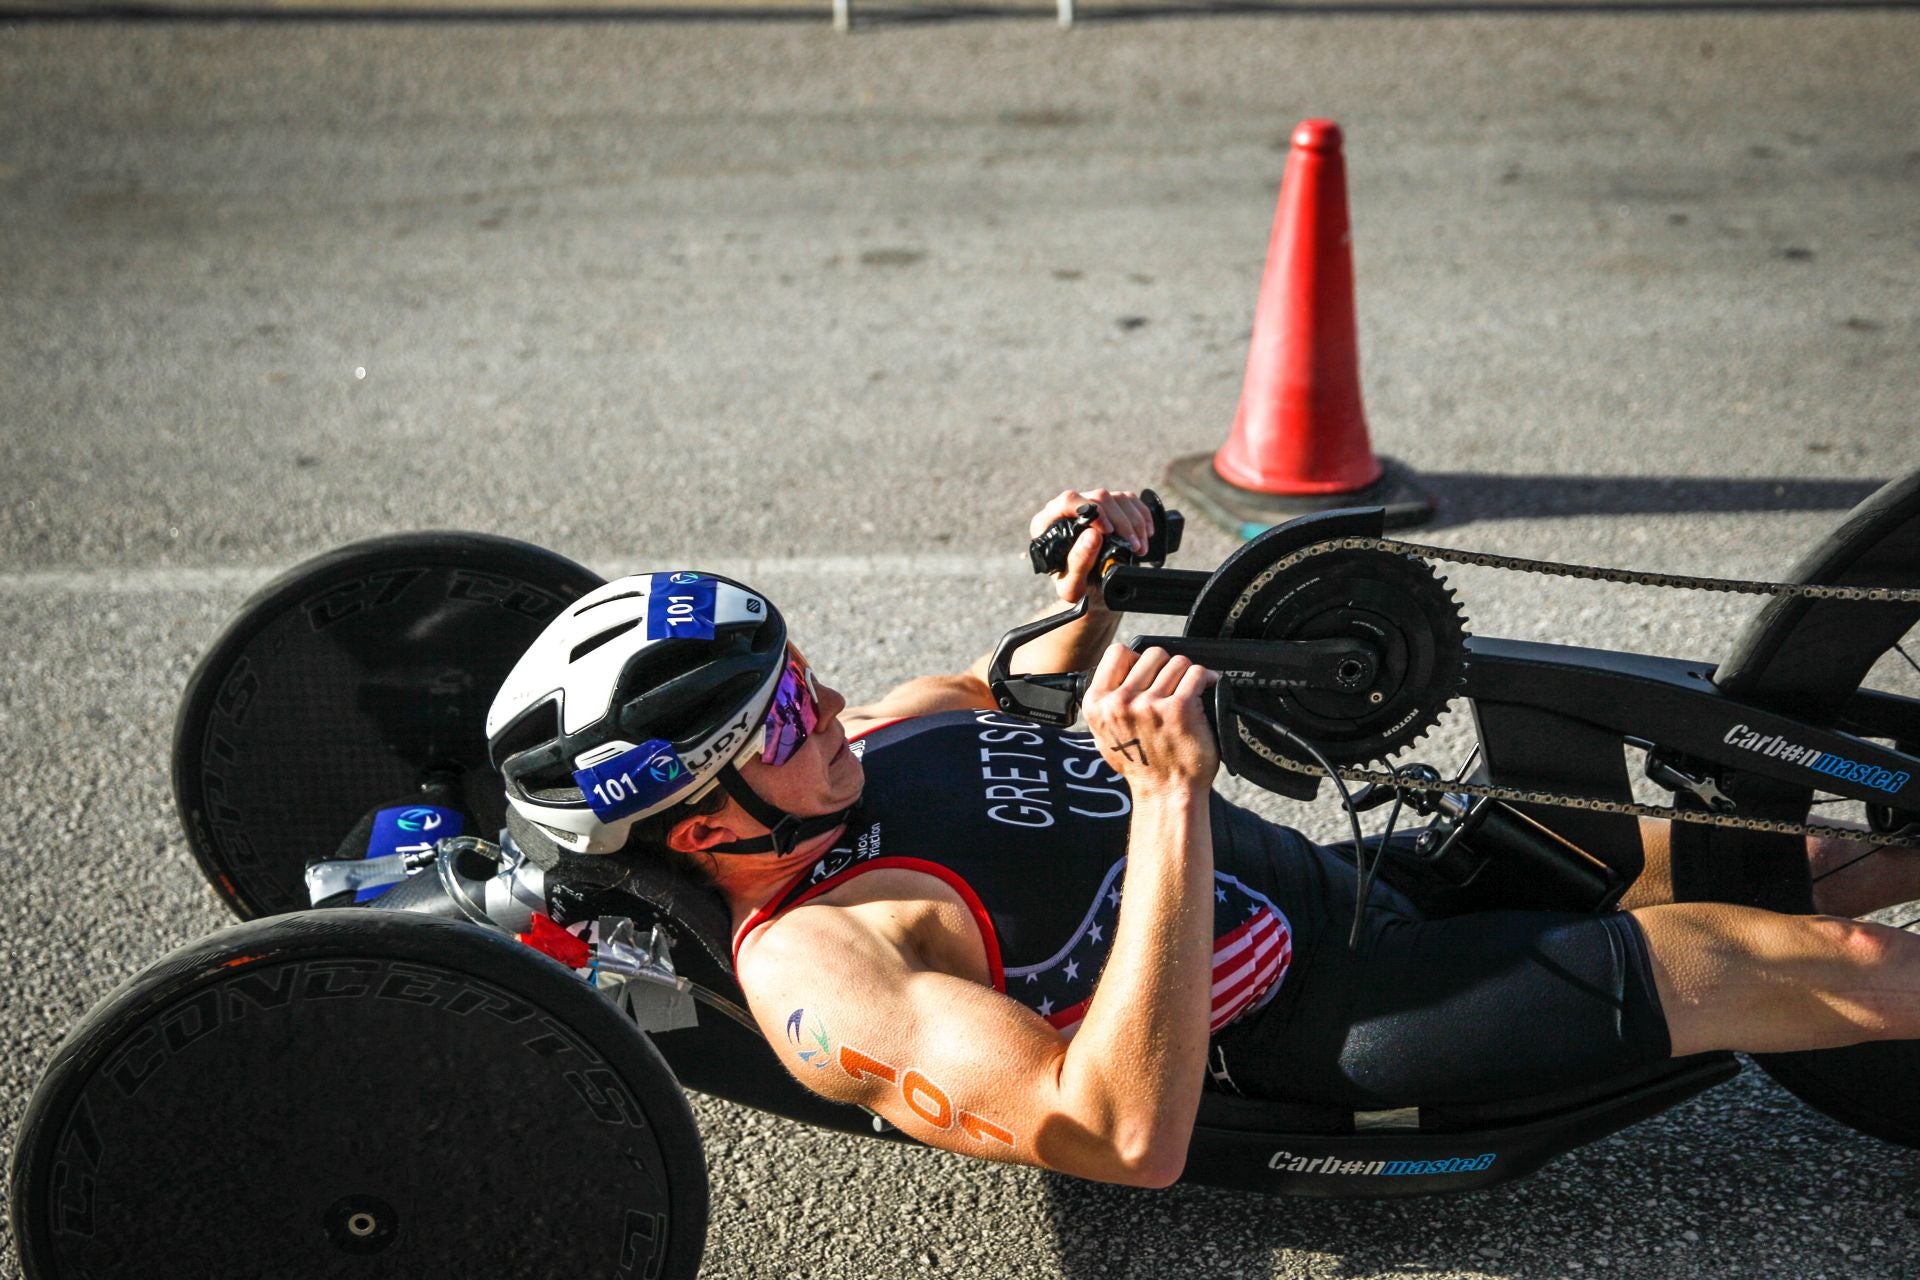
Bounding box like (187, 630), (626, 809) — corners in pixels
(1704, 469), (1920, 1148)
(8, 910), (708, 1279)
(171, 532), (604, 918)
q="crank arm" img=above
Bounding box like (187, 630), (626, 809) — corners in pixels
(1101, 566), (1212, 617)
(990, 628), (1380, 727)
(1127, 636), (1379, 690)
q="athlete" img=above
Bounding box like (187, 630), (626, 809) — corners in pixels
(484, 488), (1920, 1188)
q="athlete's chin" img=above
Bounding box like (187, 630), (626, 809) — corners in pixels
(829, 747), (864, 797)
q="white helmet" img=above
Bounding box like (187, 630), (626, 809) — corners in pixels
(486, 571), (789, 854)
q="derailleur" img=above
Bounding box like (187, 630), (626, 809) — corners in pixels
(1644, 748), (1737, 814)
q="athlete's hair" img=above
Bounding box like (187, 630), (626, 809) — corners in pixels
(627, 787), (726, 852)
(622, 788), (730, 890)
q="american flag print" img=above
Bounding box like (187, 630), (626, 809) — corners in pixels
(1003, 859), (1292, 1038)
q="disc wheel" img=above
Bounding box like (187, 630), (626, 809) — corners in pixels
(8, 910), (708, 1279)
(1187, 544), (1467, 768)
(1703, 468), (1920, 1148)
(172, 532), (604, 919)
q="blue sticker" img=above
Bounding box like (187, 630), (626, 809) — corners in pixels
(360, 805), (465, 903)
(646, 574), (717, 641)
(574, 740), (692, 823)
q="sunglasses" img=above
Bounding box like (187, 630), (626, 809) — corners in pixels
(760, 646), (822, 767)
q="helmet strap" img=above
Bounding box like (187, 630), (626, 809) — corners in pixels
(709, 763), (852, 856)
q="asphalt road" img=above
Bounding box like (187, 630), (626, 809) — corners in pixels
(3, 10), (1919, 1279)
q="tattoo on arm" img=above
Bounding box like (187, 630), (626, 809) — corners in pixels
(839, 1042), (1017, 1149)
(1110, 738), (1149, 765)
(785, 1008), (834, 1070)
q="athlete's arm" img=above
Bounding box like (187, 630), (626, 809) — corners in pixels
(843, 488), (1155, 726)
(741, 642), (1219, 1187)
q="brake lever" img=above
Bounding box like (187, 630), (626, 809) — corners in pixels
(998, 489), (1187, 726)
(987, 598), (1093, 727)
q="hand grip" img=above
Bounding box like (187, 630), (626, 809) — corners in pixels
(1029, 504), (1101, 575)
(1028, 490), (1183, 576)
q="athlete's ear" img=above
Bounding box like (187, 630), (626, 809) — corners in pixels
(668, 804), (750, 855)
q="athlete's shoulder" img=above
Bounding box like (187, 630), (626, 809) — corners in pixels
(736, 863), (981, 986)
(841, 706), (999, 742)
(842, 672), (996, 725)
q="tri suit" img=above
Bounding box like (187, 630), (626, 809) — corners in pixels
(733, 710), (1672, 1108)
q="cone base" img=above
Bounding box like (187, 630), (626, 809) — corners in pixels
(1164, 451), (1435, 541)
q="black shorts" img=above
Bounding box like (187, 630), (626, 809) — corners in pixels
(1206, 799), (1673, 1109)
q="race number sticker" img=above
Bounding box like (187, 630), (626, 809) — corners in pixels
(574, 740), (691, 822)
(647, 573), (716, 641)
(360, 805), (465, 903)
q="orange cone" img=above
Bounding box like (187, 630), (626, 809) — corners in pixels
(1167, 119), (1433, 536)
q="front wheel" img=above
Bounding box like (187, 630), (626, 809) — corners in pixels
(1706, 468), (1920, 1149)
(9, 910), (709, 1279)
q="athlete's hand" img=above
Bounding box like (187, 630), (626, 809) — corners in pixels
(1031, 488), (1157, 608)
(1080, 643), (1220, 795)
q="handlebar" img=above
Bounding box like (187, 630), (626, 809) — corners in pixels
(992, 489), (1192, 727)
(992, 490), (1386, 734)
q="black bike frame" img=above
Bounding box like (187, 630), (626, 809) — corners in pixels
(995, 510), (1920, 902)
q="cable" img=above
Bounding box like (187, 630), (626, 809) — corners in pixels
(1233, 706), (1406, 950)
(1812, 842), (1890, 885)
(1352, 764), (1411, 948)
(1449, 744), (1482, 786)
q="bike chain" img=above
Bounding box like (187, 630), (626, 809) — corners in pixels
(1226, 536), (1920, 848)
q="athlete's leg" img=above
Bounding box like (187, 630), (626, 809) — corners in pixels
(1804, 834), (1920, 918)
(1633, 902), (1920, 1056)
(1622, 818), (1920, 917)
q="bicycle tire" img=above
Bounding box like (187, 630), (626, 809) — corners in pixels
(9, 909), (708, 1279)
(172, 532), (604, 919)
(1710, 469), (1920, 1149)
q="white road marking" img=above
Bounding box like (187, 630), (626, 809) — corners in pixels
(0, 553), (1020, 596)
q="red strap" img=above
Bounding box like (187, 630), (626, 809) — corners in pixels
(518, 912), (591, 969)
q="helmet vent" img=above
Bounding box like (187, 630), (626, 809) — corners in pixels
(570, 618), (641, 664)
(573, 590), (645, 617)
(488, 697), (561, 772)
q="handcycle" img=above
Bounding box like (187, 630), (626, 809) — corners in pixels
(9, 471), (1920, 1279)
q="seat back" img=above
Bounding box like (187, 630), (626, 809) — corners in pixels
(527, 814), (906, 1142)
(1184, 1053), (1738, 1197)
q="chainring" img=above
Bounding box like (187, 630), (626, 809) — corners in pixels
(1187, 545), (1468, 767)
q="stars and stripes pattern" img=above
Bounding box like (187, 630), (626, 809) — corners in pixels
(1003, 860), (1292, 1039)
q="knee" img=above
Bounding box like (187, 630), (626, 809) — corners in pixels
(1806, 914), (1901, 972)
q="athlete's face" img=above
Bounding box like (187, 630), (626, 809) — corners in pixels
(735, 648), (863, 818)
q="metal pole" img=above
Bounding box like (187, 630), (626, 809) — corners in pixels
(833, 0), (850, 31)
(1057, 0), (1073, 26)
